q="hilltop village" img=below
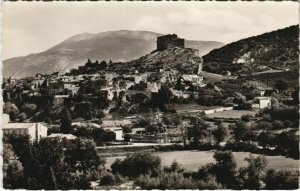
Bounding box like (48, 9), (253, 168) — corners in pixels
(3, 34), (299, 189)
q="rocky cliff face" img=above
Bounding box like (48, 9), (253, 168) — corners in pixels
(203, 25), (299, 75)
(3, 30), (223, 78)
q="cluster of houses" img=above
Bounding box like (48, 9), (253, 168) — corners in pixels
(2, 34), (276, 145)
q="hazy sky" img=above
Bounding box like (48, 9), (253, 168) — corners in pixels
(3, 1), (299, 60)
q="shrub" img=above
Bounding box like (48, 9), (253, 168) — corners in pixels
(111, 153), (161, 178)
(241, 114), (252, 122)
(264, 169), (299, 190)
(100, 173), (116, 186)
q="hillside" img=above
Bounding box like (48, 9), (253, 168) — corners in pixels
(109, 47), (202, 74)
(203, 25), (299, 75)
(3, 30), (224, 78)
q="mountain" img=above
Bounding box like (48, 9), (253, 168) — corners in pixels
(3, 30), (224, 78)
(203, 25), (299, 75)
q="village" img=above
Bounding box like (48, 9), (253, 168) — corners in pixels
(2, 34), (299, 190)
(3, 34), (288, 146)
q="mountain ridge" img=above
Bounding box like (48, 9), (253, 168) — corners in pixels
(3, 30), (224, 78)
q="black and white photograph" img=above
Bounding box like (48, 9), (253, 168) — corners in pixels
(2, 1), (299, 190)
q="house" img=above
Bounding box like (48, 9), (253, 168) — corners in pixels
(181, 74), (203, 85)
(252, 97), (271, 109)
(3, 123), (48, 142)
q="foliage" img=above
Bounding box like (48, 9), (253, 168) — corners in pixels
(111, 153), (161, 178)
(264, 169), (299, 190)
(64, 138), (105, 175)
(21, 103), (37, 116)
(212, 123), (228, 144)
(274, 79), (288, 92)
(100, 173), (116, 186)
(3, 143), (24, 189)
(164, 160), (184, 173)
(212, 151), (237, 188)
(60, 108), (73, 134)
(237, 155), (268, 189)
(241, 114), (251, 122)
(231, 121), (254, 142)
(257, 131), (274, 149)
(187, 117), (210, 147)
(3, 102), (19, 121)
(134, 172), (221, 190)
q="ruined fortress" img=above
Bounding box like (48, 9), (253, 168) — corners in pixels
(157, 34), (185, 51)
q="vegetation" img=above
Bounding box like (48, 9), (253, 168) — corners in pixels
(3, 135), (105, 189)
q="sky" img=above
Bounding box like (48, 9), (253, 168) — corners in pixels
(2, 1), (299, 60)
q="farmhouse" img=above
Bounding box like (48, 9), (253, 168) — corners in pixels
(252, 97), (271, 109)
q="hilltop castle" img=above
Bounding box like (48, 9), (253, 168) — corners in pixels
(157, 34), (185, 51)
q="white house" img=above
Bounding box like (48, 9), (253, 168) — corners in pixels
(181, 74), (203, 85)
(3, 123), (48, 142)
(252, 97), (271, 109)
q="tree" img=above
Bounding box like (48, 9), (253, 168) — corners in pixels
(256, 121), (273, 130)
(212, 151), (237, 188)
(60, 108), (73, 134)
(3, 102), (19, 121)
(231, 121), (248, 142)
(104, 131), (116, 142)
(237, 155), (268, 189)
(64, 138), (105, 176)
(212, 123), (228, 145)
(188, 117), (209, 147)
(164, 160), (184, 173)
(3, 143), (24, 189)
(264, 169), (299, 190)
(100, 173), (116, 186)
(257, 131), (274, 149)
(158, 85), (174, 104)
(21, 103), (37, 116)
(274, 79), (288, 92)
(241, 114), (251, 122)
(111, 153), (161, 178)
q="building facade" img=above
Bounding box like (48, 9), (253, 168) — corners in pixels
(3, 123), (48, 142)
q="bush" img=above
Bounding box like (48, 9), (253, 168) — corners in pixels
(241, 114), (252, 122)
(264, 169), (299, 190)
(111, 153), (161, 178)
(134, 172), (221, 190)
(100, 173), (116, 186)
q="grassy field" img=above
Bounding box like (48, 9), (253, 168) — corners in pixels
(172, 104), (218, 112)
(206, 110), (257, 119)
(105, 150), (299, 171)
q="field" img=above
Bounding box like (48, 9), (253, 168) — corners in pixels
(206, 110), (257, 119)
(172, 103), (218, 112)
(105, 150), (299, 171)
